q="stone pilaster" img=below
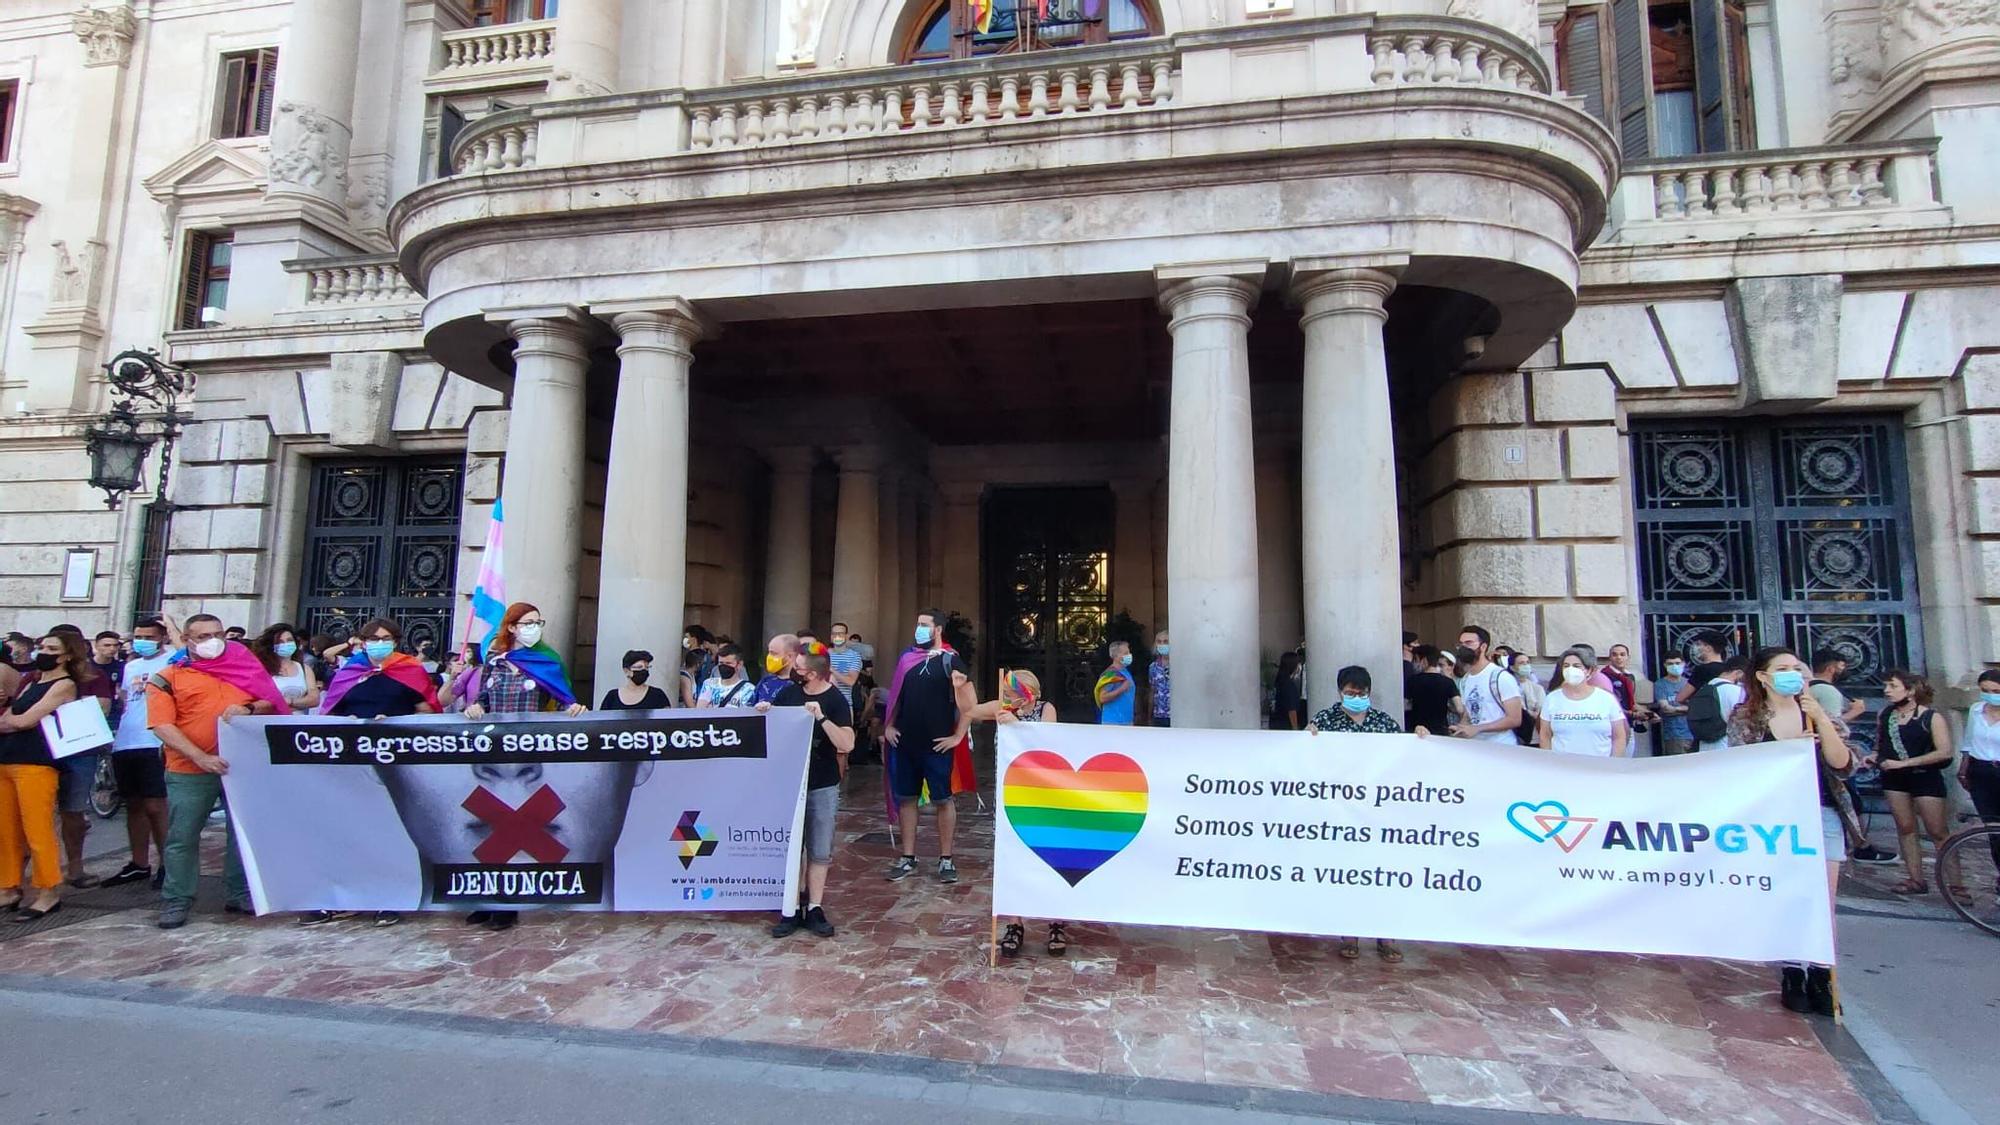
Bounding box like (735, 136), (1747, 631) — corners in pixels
(1963, 353), (2000, 665)
(762, 446), (815, 642)
(830, 445), (883, 653)
(1159, 264), (1264, 729)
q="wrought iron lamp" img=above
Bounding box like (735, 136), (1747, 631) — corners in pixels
(84, 348), (195, 510)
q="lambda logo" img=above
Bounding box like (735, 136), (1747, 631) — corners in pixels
(1508, 799), (1817, 857)
(1506, 800), (1599, 852)
(672, 810), (719, 869)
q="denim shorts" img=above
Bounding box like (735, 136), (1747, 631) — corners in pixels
(1820, 806), (1845, 861)
(804, 784), (839, 864)
(56, 751), (102, 813)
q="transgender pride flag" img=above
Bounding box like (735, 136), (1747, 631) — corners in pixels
(465, 499), (506, 656)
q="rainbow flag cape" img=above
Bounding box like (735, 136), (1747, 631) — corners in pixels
(319, 651), (442, 716)
(165, 642), (292, 715)
(497, 643), (576, 709)
(1092, 667), (1126, 707)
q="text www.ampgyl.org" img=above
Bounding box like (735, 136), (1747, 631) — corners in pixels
(1557, 866), (1775, 893)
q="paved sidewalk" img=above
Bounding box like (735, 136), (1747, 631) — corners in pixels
(1, 763), (1905, 1125)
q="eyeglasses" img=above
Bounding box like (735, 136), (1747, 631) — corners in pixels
(517, 619), (545, 627)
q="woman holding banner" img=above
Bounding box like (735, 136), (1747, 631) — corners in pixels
(1727, 646), (1854, 1017)
(301, 617), (443, 929)
(1307, 666), (1404, 963)
(460, 602), (586, 931)
(973, 670), (1072, 957)
(1537, 648), (1630, 758)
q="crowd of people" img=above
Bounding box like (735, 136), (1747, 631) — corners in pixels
(2, 609), (1997, 1023)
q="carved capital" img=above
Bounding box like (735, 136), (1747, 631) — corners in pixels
(72, 5), (138, 68)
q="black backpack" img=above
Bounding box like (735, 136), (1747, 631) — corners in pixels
(1687, 682), (1729, 743)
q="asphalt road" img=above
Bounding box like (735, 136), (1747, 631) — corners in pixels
(1836, 905), (1999, 1125)
(0, 985), (1415, 1125)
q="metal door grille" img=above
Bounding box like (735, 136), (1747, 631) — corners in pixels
(1633, 417), (1920, 693)
(984, 487), (1115, 722)
(296, 458), (462, 653)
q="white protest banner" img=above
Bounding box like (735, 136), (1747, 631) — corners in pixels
(219, 709), (811, 914)
(996, 725), (1834, 963)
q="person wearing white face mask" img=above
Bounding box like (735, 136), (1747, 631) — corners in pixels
(1537, 648), (1629, 757)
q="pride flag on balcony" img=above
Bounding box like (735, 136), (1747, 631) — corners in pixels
(466, 499), (506, 658)
(971, 0), (995, 34)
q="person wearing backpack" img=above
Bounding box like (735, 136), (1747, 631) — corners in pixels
(1447, 626), (1521, 745)
(1689, 656), (1747, 752)
(696, 644), (756, 709)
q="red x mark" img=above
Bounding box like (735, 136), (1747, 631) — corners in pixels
(462, 785), (569, 864)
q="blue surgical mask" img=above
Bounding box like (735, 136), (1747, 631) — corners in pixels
(1156, 644), (1170, 656)
(1120, 653), (1133, 666)
(1341, 695), (1370, 714)
(1665, 662), (1685, 677)
(1770, 670), (1807, 697)
(914, 625), (934, 645)
(1982, 691), (2000, 707)
(364, 641), (396, 663)
(274, 642), (298, 659)
(131, 639), (160, 658)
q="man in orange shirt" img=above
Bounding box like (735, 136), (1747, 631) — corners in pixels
(149, 614), (286, 930)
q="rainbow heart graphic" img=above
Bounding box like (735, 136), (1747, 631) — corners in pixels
(1002, 750), (1148, 886)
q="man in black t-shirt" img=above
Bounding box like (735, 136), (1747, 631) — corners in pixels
(1403, 645), (1462, 735)
(1676, 630), (1731, 704)
(884, 609), (975, 884)
(766, 645), (853, 938)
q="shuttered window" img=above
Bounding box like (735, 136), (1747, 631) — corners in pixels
(469, 0), (559, 25)
(216, 48), (278, 139)
(1556, 8), (1611, 129)
(0, 81), (17, 163)
(177, 232), (232, 331)
(1580, 0), (1752, 160)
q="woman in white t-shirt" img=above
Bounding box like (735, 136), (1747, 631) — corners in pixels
(1538, 648), (1629, 757)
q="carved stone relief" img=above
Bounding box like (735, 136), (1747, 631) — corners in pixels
(48, 239), (106, 308)
(1880, 0), (2000, 72)
(777, 0), (832, 68)
(72, 4), (138, 68)
(1446, 0), (1543, 45)
(268, 101), (352, 201)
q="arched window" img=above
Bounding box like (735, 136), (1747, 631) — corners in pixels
(900, 0), (1161, 63)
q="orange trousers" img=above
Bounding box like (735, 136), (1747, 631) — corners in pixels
(0, 763), (62, 891)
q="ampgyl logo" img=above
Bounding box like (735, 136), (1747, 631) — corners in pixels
(1506, 800), (1817, 857)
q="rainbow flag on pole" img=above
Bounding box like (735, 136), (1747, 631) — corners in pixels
(971, 0), (995, 33)
(466, 499), (506, 657)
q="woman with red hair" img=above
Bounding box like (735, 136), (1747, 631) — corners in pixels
(459, 602), (583, 931)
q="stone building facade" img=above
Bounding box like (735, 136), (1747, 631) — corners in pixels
(0, 0), (1995, 727)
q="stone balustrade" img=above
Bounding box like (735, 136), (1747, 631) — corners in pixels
(1608, 140), (1949, 241)
(686, 48), (1177, 150)
(1367, 16), (1548, 94)
(289, 255), (419, 307)
(436, 20), (555, 76)
(454, 120), (539, 174)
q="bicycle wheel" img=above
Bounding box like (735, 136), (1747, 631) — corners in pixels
(90, 754), (123, 819)
(1935, 823), (2000, 938)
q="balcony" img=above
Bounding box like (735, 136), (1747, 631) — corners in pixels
(426, 19), (556, 95)
(281, 254), (419, 318)
(1602, 140), (1951, 245)
(444, 13), (1553, 175)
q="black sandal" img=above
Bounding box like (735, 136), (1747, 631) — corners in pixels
(999, 923), (1024, 957)
(1046, 923), (1069, 957)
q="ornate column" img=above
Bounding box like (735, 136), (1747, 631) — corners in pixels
(0, 194), (40, 380)
(495, 313), (591, 664)
(551, 0), (623, 97)
(1292, 258), (1406, 723)
(761, 446), (815, 642)
(830, 446), (883, 650)
(265, 0), (361, 221)
(1158, 265), (1264, 729)
(593, 301), (710, 697)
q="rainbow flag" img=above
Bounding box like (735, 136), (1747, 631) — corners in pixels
(466, 499), (505, 657)
(971, 0), (994, 34)
(1002, 750), (1147, 886)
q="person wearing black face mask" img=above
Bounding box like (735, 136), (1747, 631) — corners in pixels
(600, 650), (671, 711)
